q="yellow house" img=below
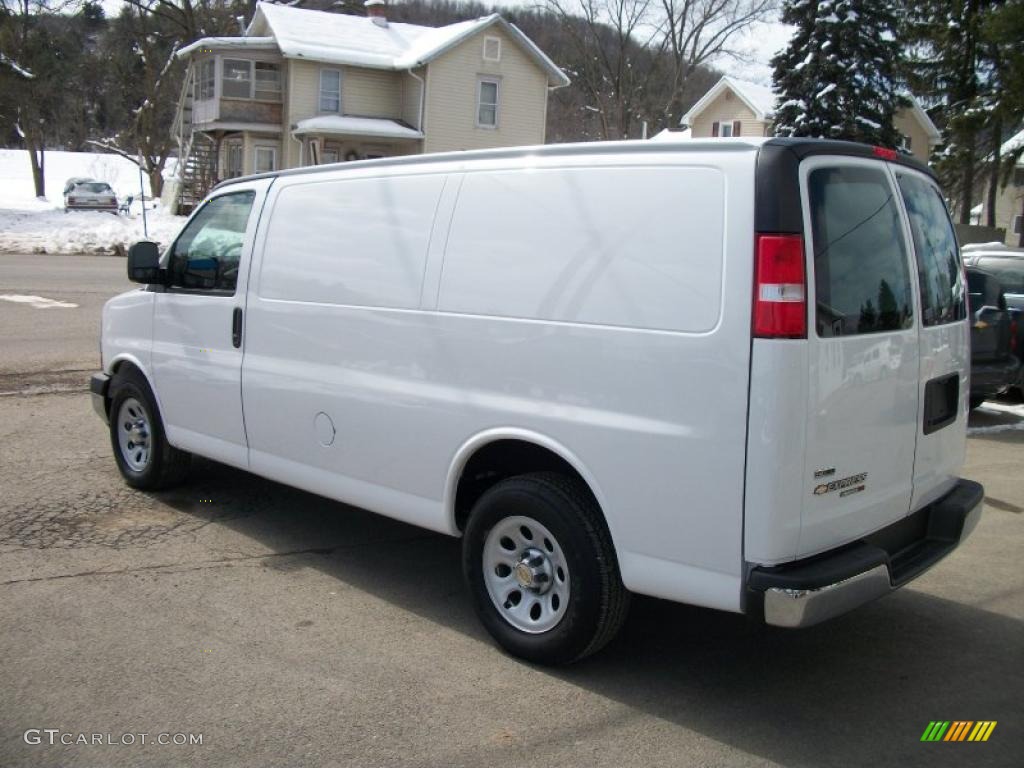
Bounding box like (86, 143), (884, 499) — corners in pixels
(977, 128), (1023, 246)
(675, 75), (941, 164)
(168, 0), (568, 210)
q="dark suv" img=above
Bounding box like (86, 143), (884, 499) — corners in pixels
(965, 266), (1020, 408)
(964, 251), (1024, 399)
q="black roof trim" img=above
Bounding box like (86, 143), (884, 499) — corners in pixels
(763, 137), (934, 175)
(755, 137), (937, 234)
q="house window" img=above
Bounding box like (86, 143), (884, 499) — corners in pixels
(901, 134), (913, 151)
(1014, 215), (1022, 235)
(477, 78), (499, 128)
(712, 120), (740, 137)
(254, 62), (281, 101)
(196, 59), (215, 101)
(222, 59), (252, 99)
(483, 36), (501, 62)
(254, 146), (277, 173)
(320, 69), (342, 113)
(225, 142), (243, 178)
(321, 148), (339, 165)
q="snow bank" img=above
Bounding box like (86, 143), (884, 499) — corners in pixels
(0, 207), (184, 255)
(0, 149), (185, 254)
(968, 401), (1024, 435)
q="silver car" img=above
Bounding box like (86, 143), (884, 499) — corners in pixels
(64, 179), (118, 213)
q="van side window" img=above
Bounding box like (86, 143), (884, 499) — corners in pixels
(808, 166), (914, 337)
(168, 191), (256, 293)
(896, 174), (967, 326)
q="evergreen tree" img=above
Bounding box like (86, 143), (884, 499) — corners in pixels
(772, 0), (904, 147)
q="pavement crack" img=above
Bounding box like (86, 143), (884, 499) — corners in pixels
(0, 534), (432, 586)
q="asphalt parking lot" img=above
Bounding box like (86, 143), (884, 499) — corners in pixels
(1, 252), (1022, 768)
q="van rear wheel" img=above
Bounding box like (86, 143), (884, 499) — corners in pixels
(463, 472), (629, 664)
(108, 368), (191, 490)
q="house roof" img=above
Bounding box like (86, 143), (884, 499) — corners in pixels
(1002, 128), (1024, 166)
(682, 75), (943, 148)
(233, 2), (568, 87)
(293, 115), (423, 140)
(905, 96), (941, 145)
(178, 36), (278, 57)
(650, 128), (691, 141)
(681, 76), (776, 127)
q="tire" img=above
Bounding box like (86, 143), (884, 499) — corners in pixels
(107, 367), (191, 490)
(463, 471), (629, 664)
(969, 396), (985, 411)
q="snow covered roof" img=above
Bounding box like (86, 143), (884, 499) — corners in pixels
(177, 36), (278, 57)
(293, 116), (423, 140)
(903, 95), (941, 145)
(650, 128), (692, 141)
(1002, 128), (1024, 165)
(237, 3), (568, 86)
(681, 76), (776, 127)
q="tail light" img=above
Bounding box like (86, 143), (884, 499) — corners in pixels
(873, 146), (899, 161)
(754, 234), (806, 338)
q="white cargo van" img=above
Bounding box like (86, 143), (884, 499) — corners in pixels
(92, 138), (983, 664)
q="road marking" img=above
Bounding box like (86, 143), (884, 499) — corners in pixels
(0, 293), (78, 309)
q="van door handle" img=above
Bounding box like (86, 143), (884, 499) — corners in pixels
(232, 307), (243, 348)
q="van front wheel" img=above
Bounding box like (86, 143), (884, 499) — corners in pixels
(108, 369), (191, 490)
(463, 472), (629, 664)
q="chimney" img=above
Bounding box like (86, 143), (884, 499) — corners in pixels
(365, 0), (387, 27)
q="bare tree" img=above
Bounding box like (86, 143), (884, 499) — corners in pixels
(658, 0), (777, 125)
(93, 4), (182, 198)
(544, 0), (663, 140)
(97, 1), (249, 196)
(0, 0), (80, 197)
(544, 0), (776, 139)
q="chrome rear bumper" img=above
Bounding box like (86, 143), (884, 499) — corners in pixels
(749, 480), (984, 628)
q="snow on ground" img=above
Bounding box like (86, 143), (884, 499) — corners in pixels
(0, 206), (184, 255)
(0, 149), (185, 254)
(968, 399), (1024, 435)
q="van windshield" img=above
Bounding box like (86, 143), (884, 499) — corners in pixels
(808, 165), (914, 337)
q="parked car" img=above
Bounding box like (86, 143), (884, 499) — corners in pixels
(964, 251), (1024, 399)
(64, 180), (118, 213)
(965, 267), (1020, 408)
(90, 138), (983, 664)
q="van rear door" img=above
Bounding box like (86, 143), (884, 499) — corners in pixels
(892, 169), (969, 510)
(796, 158), (921, 557)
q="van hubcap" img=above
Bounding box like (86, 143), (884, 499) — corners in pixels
(117, 397), (151, 472)
(483, 516), (570, 634)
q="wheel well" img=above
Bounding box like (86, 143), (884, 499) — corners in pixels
(454, 439), (598, 532)
(110, 359), (142, 379)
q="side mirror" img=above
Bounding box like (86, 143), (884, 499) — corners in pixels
(127, 241), (163, 284)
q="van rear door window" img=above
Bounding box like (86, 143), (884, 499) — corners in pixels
(808, 166), (914, 337)
(896, 174), (966, 326)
